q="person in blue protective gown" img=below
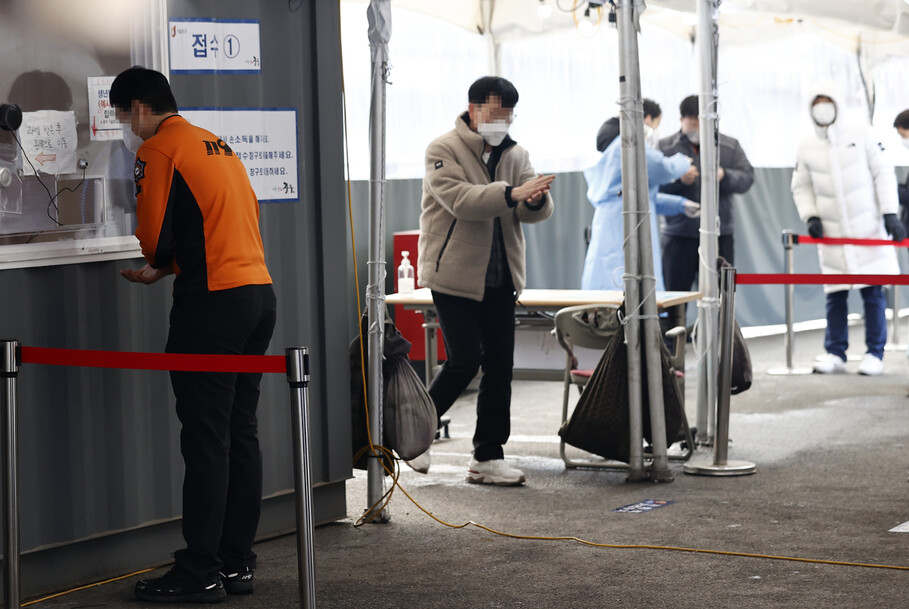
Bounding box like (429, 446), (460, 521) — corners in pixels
(581, 99), (698, 291)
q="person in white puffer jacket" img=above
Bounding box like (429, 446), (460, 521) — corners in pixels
(791, 83), (906, 376)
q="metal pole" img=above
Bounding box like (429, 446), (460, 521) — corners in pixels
(694, 0), (720, 446)
(286, 347), (317, 609)
(1, 339), (20, 609)
(366, 0), (391, 523)
(685, 270), (755, 476)
(615, 0), (646, 481)
(616, 0), (671, 482)
(768, 231), (812, 375)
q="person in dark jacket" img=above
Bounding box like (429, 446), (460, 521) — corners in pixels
(658, 95), (754, 292)
(894, 109), (909, 231)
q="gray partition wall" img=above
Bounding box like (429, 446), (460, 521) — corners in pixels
(0, 0), (350, 598)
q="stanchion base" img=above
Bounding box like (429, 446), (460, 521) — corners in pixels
(766, 367), (813, 376)
(684, 460), (756, 476)
(884, 343), (907, 352)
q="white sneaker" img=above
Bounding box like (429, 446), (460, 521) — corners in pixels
(404, 449), (430, 474)
(813, 353), (846, 374)
(466, 458), (525, 486)
(858, 353), (883, 376)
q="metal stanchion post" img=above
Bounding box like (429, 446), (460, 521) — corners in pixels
(685, 269), (756, 476)
(1, 339), (20, 609)
(285, 347), (317, 609)
(768, 231), (812, 375)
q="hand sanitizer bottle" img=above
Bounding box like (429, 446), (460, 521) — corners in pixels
(397, 251), (415, 294)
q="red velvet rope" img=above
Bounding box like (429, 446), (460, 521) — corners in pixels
(796, 234), (909, 247)
(737, 274), (909, 286)
(19, 346), (287, 374)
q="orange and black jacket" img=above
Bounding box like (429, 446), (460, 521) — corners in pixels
(133, 115), (272, 295)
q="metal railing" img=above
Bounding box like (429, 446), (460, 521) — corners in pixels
(1, 342), (317, 609)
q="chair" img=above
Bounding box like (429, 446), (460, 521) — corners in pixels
(553, 304), (694, 469)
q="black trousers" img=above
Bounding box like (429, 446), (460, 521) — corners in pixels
(429, 284), (515, 462)
(166, 284), (277, 585)
(661, 234), (735, 292)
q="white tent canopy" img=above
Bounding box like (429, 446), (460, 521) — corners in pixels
(382, 0), (909, 43)
(340, 1), (909, 179)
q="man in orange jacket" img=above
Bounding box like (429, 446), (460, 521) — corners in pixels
(111, 66), (275, 603)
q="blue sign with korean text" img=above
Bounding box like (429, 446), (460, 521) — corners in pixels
(170, 18), (261, 74)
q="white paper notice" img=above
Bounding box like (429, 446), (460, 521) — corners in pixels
(180, 108), (299, 202)
(87, 76), (123, 141)
(20, 110), (78, 175)
(170, 19), (261, 73)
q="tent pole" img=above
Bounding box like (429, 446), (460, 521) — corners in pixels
(365, 0), (391, 523)
(695, 0), (720, 445)
(481, 0), (501, 75)
(616, 0), (668, 481)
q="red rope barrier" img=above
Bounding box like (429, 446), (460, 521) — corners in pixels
(20, 346), (287, 374)
(737, 273), (909, 286)
(795, 234), (909, 247)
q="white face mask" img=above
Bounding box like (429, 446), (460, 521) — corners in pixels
(901, 137), (909, 151)
(811, 102), (836, 127)
(122, 126), (144, 154)
(477, 121), (510, 147)
(644, 124), (660, 149)
(684, 130), (699, 145)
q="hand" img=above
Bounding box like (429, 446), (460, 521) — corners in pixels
(717, 166), (725, 181)
(120, 264), (172, 285)
(683, 200), (700, 218)
(807, 216), (824, 239)
(884, 213), (907, 242)
(512, 174), (555, 204)
(680, 165), (699, 186)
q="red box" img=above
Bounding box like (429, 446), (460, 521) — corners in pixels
(393, 230), (445, 362)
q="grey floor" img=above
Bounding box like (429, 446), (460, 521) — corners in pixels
(26, 325), (909, 608)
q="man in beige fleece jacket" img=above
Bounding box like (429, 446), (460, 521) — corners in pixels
(411, 76), (554, 485)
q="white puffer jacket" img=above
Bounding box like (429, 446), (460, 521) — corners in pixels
(791, 85), (899, 293)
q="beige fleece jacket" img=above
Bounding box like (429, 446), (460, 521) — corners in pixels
(417, 113), (554, 301)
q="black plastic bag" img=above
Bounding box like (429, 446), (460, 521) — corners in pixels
(559, 321), (683, 464)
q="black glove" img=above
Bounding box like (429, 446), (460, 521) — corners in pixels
(884, 213), (907, 242)
(807, 216), (823, 239)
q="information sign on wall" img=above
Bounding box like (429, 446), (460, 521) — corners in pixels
(180, 108), (299, 203)
(87, 76), (122, 142)
(169, 18), (261, 74)
(20, 111), (78, 175)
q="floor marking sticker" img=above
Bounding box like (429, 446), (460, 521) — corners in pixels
(888, 521), (909, 532)
(613, 500), (674, 514)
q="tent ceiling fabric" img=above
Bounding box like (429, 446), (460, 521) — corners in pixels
(360, 0), (909, 40)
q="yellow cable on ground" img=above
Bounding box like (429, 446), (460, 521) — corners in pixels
(384, 468), (909, 572)
(22, 568), (155, 607)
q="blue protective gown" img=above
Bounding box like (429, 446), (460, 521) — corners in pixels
(581, 138), (690, 291)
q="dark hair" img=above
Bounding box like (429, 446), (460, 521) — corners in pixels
(680, 95), (699, 119)
(468, 76), (519, 108)
(596, 117), (620, 152)
(894, 110), (909, 130)
(110, 66), (178, 114)
(642, 98), (661, 121)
